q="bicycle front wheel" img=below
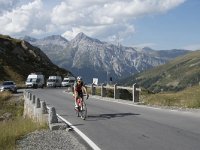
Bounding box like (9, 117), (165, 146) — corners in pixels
(76, 107), (80, 117)
(80, 101), (87, 120)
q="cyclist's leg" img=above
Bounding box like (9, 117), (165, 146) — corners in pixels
(80, 98), (87, 119)
(80, 92), (84, 110)
(74, 91), (78, 109)
(75, 100), (78, 108)
(76, 92), (83, 107)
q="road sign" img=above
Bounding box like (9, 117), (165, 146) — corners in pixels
(93, 78), (98, 85)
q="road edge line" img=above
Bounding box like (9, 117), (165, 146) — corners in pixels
(57, 114), (101, 150)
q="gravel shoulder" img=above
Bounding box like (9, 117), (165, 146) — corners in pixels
(16, 129), (91, 150)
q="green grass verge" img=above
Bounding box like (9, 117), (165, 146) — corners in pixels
(0, 92), (48, 149)
(0, 118), (47, 150)
(140, 85), (200, 108)
(0, 92), (24, 117)
(0, 92), (12, 116)
(87, 85), (200, 108)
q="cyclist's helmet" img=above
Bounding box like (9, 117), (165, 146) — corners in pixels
(77, 76), (82, 81)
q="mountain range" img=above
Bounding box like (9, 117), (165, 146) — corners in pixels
(0, 34), (72, 83)
(119, 50), (200, 92)
(23, 32), (189, 83)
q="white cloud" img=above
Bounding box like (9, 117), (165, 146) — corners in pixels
(31, 29), (45, 35)
(0, 0), (16, 6)
(52, 0), (185, 25)
(0, 0), (19, 13)
(183, 44), (200, 51)
(132, 43), (157, 48)
(52, 0), (185, 40)
(0, 0), (43, 35)
(62, 23), (135, 44)
(62, 25), (110, 40)
(0, 0), (186, 43)
(104, 24), (135, 44)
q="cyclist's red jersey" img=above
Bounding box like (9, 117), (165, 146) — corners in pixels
(74, 81), (83, 93)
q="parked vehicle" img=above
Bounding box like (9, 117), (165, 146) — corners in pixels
(25, 73), (45, 88)
(46, 76), (62, 87)
(61, 76), (75, 87)
(0, 81), (17, 93)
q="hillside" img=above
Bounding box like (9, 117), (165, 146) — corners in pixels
(140, 85), (200, 108)
(120, 50), (200, 92)
(0, 34), (72, 84)
(24, 33), (189, 83)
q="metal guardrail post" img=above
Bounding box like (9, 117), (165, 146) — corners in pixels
(91, 84), (96, 95)
(114, 84), (119, 99)
(88, 83), (140, 101)
(133, 83), (139, 102)
(101, 84), (106, 97)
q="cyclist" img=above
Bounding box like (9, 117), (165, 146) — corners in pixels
(73, 76), (89, 109)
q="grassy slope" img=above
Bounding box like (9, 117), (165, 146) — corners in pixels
(122, 50), (200, 92)
(140, 85), (200, 108)
(0, 92), (47, 149)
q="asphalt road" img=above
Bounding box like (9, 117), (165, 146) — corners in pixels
(30, 88), (200, 150)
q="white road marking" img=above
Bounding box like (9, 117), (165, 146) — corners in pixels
(57, 114), (101, 150)
(47, 105), (101, 150)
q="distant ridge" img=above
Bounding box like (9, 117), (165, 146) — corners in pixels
(119, 50), (200, 92)
(0, 34), (72, 83)
(24, 32), (190, 83)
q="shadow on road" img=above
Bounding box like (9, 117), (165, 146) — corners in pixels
(87, 112), (140, 121)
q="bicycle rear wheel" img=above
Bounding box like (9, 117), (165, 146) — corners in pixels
(75, 107), (80, 117)
(80, 101), (87, 120)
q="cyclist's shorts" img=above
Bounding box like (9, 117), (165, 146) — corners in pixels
(77, 92), (83, 98)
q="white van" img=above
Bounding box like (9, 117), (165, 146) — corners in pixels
(46, 76), (62, 87)
(25, 73), (45, 88)
(61, 77), (75, 87)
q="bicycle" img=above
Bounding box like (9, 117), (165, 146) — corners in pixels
(75, 95), (88, 120)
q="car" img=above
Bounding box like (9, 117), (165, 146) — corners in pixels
(0, 81), (17, 93)
(61, 77), (75, 87)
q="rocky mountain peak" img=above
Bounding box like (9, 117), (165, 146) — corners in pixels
(142, 47), (154, 51)
(23, 33), (190, 83)
(76, 32), (87, 39)
(24, 35), (69, 49)
(71, 32), (103, 46)
(43, 35), (68, 42)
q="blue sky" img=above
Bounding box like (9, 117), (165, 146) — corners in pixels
(0, 0), (199, 50)
(131, 0), (200, 50)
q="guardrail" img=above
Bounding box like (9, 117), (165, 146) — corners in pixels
(86, 83), (141, 103)
(23, 90), (67, 130)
